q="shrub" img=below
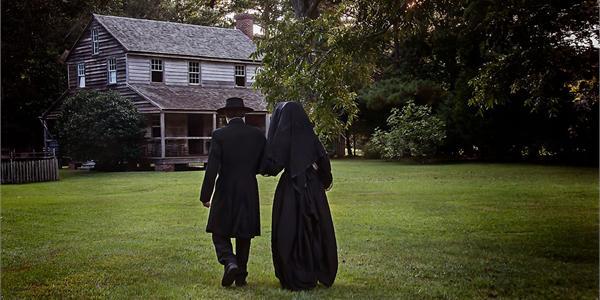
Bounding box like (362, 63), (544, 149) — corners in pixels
(57, 90), (146, 170)
(369, 101), (446, 160)
(361, 139), (382, 159)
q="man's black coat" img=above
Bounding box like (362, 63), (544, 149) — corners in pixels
(200, 118), (266, 238)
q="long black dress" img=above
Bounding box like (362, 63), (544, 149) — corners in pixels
(261, 102), (338, 291)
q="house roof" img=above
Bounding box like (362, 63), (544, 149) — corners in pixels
(93, 14), (258, 61)
(128, 84), (267, 112)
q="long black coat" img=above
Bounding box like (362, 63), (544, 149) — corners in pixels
(261, 102), (338, 291)
(200, 118), (266, 238)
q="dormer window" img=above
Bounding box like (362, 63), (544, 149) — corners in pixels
(151, 59), (163, 82)
(188, 61), (200, 85)
(77, 63), (86, 88)
(107, 58), (117, 84)
(235, 65), (246, 87)
(91, 28), (99, 55)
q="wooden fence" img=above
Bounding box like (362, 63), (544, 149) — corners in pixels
(1, 153), (59, 184)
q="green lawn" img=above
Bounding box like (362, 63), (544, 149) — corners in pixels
(1, 161), (598, 299)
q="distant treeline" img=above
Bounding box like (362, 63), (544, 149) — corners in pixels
(2, 0), (598, 164)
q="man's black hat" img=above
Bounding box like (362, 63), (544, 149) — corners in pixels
(217, 97), (254, 114)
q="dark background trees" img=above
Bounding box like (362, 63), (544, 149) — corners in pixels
(352, 0), (599, 162)
(2, 0), (597, 163)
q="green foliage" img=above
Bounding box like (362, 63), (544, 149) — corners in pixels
(464, 0), (598, 115)
(253, 6), (375, 139)
(356, 0), (598, 162)
(57, 91), (146, 170)
(360, 78), (445, 110)
(361, 139), (382, 159)
(370, 101), (446, 159)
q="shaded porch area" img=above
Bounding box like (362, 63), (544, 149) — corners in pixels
(143, 111), (268, 170)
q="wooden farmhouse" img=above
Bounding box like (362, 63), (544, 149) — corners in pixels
(42, 13), (268, 171)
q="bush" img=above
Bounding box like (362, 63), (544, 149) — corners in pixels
(57, 90), (146, 170)
(362, 139), (382, 159)
(369, 101), (446, 160)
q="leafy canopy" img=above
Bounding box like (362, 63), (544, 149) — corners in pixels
(253, 6), (376, 139)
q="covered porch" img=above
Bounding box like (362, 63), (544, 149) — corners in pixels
(143, 111), (268, 171)
(128, 83), (270, 171)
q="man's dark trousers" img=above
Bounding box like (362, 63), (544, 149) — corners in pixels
(212, 234), (251, 278)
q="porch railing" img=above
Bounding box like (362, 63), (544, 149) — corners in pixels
(144, 138), (211, 158)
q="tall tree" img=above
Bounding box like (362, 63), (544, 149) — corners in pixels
(253, 0), (405, 139)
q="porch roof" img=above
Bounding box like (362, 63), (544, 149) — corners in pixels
(129, 84), (267, 112)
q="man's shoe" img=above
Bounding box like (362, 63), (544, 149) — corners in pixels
(235, 275), (247, 287)
(221, 263), (240, 287)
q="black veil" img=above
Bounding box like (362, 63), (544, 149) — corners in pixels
(261, 102), (327, 181)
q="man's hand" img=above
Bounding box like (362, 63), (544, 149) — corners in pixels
(202, 201), (211, 208)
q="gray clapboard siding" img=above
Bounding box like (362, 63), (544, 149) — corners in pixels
(127, 56), (191, 86)
(165, 59), (188, 86)
(127, 56), (242, 87)
(202, 62), (234, 87)
(127, 55), (151, 83)
(247, 65), (257, 85)
(66, 18), (127, 89)
(68, 64), (77, 87)
(68, 55), (127, 89)
(117, 85), (160, 113)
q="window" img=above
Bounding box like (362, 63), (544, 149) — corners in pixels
(107, 58), (117, 84)
(188, 61), (200, 85)
(235, 65), (246, 87)
(91, 28), (99, 54)
(77, 63), (85, 88)
(151, 59), (163, 82)
(149, 115), (161, 138)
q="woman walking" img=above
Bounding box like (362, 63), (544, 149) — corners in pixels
(261, 102), (338, 291)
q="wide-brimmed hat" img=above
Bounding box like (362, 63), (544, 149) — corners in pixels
(216, 97), (254, 114)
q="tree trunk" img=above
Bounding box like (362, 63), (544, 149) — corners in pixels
(290, 0), (320, 19)
(345, 130), (353, 157)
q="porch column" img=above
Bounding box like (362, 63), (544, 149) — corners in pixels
(212, 113), (217, 131)
(42, 119), (48, 150)
(160, 112), (166, 158)
(264, 113), (270, 137)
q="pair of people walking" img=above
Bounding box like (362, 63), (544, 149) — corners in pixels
(199, 98), (338, 291)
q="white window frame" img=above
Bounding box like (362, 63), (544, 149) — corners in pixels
(188, 61), (200, 85)
(91, 28), (99, 55)
(77, 63), (85, 88)
(151, 59), (163, 82)
(235, 65), (246, 87)
(107, 58), (117, 84)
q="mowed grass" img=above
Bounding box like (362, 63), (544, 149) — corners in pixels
(1, 161), (598, 299)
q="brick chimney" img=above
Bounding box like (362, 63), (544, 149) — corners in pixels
(235, 13), (254, 40)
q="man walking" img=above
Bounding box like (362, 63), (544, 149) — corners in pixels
(200, 97), (266, 287)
